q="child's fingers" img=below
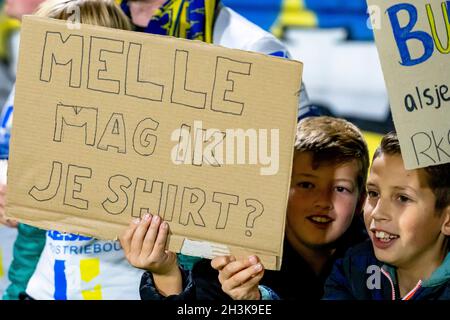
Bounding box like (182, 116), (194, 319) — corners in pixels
(148, 221), (170, 261)
(211, 255), (236, 271)
(141, 215), (161, 256)
(119, 218), (140, 254)
(223, 264), (264, 292)
(219, 256), (256, 282)
(130, 214), (152, 255)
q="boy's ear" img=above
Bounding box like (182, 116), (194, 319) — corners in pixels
(355, 190), (367, 216)
(441, 205), (450, 236)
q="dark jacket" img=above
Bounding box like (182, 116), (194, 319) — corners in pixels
(323, 240), (450, 300)
(140, 214), (368, 300)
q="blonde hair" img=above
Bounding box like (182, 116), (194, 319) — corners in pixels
(35, 0), (132, 31)
(295, 116), (369, 195)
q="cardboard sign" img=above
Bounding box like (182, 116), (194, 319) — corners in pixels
(367, 0), (450, 169)
(5, 16), (303, 270)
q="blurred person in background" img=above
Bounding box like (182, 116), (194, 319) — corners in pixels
(0, 2), (20, 108)
(0, 0), (48, 300)
(0, 1), (48, 107)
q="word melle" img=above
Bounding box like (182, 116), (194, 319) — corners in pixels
(40, 31), (252, 115)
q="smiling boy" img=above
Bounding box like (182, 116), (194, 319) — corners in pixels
(324, 131), (450, 300)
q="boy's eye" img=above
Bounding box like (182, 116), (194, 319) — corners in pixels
(397, 195), (412, 203)
(367, 190), (379, 198)
(335, 186), (351, 193)
(297, 182), (314, 189)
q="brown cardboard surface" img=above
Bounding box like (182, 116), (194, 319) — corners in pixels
(5, 16), (303, 270)
(367, 0), (450, 169)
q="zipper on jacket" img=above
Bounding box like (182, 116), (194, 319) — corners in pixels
(381, 268), (423, 300)
(402, 280), (422, 300)
(381, 268), (396, 300)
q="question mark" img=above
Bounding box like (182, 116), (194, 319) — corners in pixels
(245, 199), (264, 237)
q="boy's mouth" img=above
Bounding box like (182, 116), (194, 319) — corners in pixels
(371, 229), (399, 249)
(374, 230), (399, 241)
(307, 215), (334, 226)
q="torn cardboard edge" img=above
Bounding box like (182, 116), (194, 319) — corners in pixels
(6, 205), (282, 270)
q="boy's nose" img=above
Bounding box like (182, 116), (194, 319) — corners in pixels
(370, 198), (390, 221)
(314, 189), (333, 210)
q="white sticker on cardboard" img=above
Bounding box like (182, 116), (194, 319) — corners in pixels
(180, 239), (230, 259)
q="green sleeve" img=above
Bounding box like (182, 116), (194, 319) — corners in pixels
(2, 223), (46, 300)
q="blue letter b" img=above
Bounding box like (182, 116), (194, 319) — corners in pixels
(387, 3), (434, 66)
